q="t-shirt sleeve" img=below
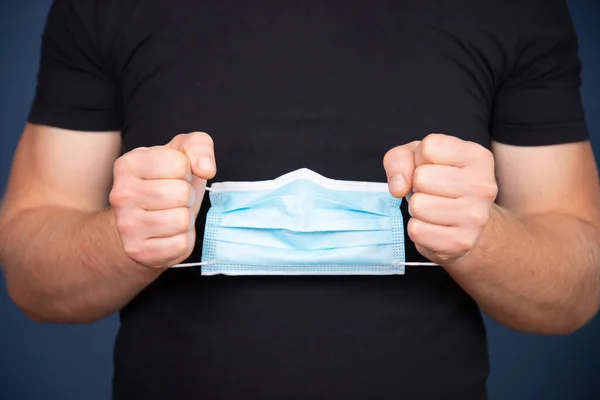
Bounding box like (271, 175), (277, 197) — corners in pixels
(490, 0), (589, 146)
(27, 0), (122, 132)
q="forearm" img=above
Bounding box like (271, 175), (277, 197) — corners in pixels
(0, 206), (162, 324)
(447, 205), (600, 335)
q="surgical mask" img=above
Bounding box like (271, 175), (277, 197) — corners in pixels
(174, 168), (437, 275)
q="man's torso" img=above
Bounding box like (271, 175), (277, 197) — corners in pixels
(104, 1), (518, 398)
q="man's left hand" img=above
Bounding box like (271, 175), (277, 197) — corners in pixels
(383, 133), (498, 265)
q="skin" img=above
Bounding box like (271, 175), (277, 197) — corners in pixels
(0, 125), (215, 323)
(0, 125), (599, 334)
(384, 134), (600, 334)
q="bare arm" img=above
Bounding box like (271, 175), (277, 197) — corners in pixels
(449, 141), (600, 334)
(0, 124), (161, 324)
(385, 134), (600, 335)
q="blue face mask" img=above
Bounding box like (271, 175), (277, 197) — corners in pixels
(174, 168), (437, 275)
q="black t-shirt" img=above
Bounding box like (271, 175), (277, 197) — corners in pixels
(28, 1), (588, 399)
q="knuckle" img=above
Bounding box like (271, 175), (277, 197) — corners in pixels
(428, 133), (446, 139)
(122, 240), (144, 261)
(113, 154), (134, 176)
(453, 232), (473, 253)
(486, 182), (499, 199)
(187, 131), (214, 149)
(152, 181), (188, 206)
(116, 214), (138, 235)
(476, 180), (498, 199)
(114, 148), (152, 177)
(193, 131), (214, 144)
(144, 211), (163, 229)
(184, 134), (216, 165)
(171, 133), (188, 143)
(382, 148), (395, 166)
(109, 186), (129, 207)
(152, 183), (170, 204)
(148, 242), (169, 264)
(168, 150), (191, 177)
(174, 208), (192, 231)
(420, 135), (441, 158)
(420, 144), (435, 163)
(172, 181), (194, 206)
(479, 147), (495, 165)
(173, 234), (191, 256)
(383, 145), (413, 168)
(383, 146), (401, 165)
(468, 207), (489, 226)
(108, 189), (119, 206)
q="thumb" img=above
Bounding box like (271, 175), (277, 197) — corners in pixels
(383, 140), (420, 198)
(167, 132), (216, 217)
(167, 132), (217, 180)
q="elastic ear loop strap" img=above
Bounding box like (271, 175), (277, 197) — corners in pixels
(173, 261), (439, 268)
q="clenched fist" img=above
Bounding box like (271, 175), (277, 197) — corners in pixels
(384, 134), (498, 265)
(109, 132), (216, 269)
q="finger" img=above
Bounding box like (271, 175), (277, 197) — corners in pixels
(413, 164), (465, 198)
(116, 147), (192, 181)
(177, 132), (217, 180)
(383, 141), (420, 198)
(135, 179), (195, 211)
(189, 175), (207, 217)
(413, 164), (498, 200)
(408, 193), (464, 226)
(168, 133), (212, 215)
(139, 231), (196, 267)
(407, 218), (469, 256)
(141, 207), (195, 238)
(415, 133), (483, 168)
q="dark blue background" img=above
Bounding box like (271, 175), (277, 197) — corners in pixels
(1, 1), (599, 399)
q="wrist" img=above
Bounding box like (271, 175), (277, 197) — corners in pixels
(103, 208), (167, 275)
(445, 204), (508, 272)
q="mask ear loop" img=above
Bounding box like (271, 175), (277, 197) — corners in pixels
(172, 261), (216, 268)
(172, 261), (439, 268)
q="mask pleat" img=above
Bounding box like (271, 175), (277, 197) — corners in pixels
(200, 168), (407, 275)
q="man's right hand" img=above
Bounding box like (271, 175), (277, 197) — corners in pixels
(109, 132), (217, 269)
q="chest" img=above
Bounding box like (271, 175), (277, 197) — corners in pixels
(113, 0), (514, 182)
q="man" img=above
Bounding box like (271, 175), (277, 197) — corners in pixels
(1, 0), (599, 398)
